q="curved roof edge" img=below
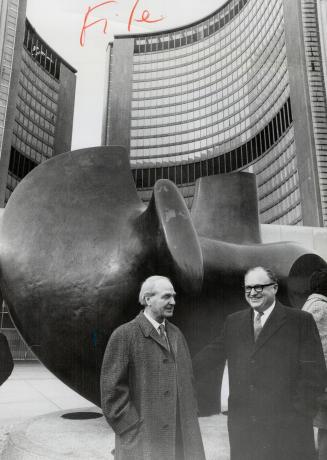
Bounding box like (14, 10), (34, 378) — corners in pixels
(25, 18), (77, 74)
(112, 0), (232, 40)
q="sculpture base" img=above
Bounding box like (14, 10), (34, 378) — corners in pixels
(1, 409), (229, 459)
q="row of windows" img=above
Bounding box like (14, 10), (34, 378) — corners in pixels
(21, 63), (58, 107)
(16, 95), (56, 136)
(24, 20), (61, 80)
(269, 203), (302, 225)
(132, 1), (281, 84)
(260, 189), (301, 224)
(14, 111), (54, 149)
(133, 0), (281, 77)
(255, 128), (295, 180)
(130, 87), (290, 160)
(130, 65), (288, 147)
(134, 0), (248, 53)
(131, 99), (292, 188)
(19, 72), (57, 113)
(22, 52), (59, 99)
(18, 85), (56, 124)
(13, 122), (54, 158)
(132, 34), (285, 112)
(12, 132), (52, 163)
(9, 147), (38, 181)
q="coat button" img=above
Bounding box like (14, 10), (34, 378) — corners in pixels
(249, 384), (255, 391)
(163, 358), (168, 363)
(163, 424), (169, 429)
(251, 416), (257, 423)
(250, 359), (255, 364)
(164, 390), (170, 396)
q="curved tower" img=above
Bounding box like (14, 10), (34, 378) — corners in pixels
(0, 2), (76, 206)
(103, 0), (327, 226)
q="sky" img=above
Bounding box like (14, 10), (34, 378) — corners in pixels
(26, 0), (225, 150)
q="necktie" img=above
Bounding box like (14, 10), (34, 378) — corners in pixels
(158, 324), (170, 352)
(253, 310), (264, 342)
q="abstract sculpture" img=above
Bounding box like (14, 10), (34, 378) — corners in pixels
(0, 146), (325, 411)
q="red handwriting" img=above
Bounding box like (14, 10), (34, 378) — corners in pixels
(80, 0), (165, 46)
(127, 0), (164, 32)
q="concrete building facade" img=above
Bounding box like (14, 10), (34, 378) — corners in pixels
(102, 0), (327, 226)
(0, 0), (76, 207)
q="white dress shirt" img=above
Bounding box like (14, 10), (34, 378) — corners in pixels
(254, 300), (276, 327)
(143, 310), (166, 335)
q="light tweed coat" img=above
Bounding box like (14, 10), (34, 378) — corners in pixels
(303, 293), (327, 429)
(101, 312), (205, 460)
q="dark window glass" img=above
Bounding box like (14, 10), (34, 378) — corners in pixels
(184, 163), (191, 183)
(143, 169), (149, 187)
(8, 147), (37, 180)
(195, 162), (201, 180)
(168, 166), (175, 182)
(201, 160), (208, 176)
(241, 144), (247, 165)
(135, 170), (142, 188)
(163, 167), (169, 179)
(207, 158), (214, 176)
(256, 135), (261, 157)
(272, 118), (278, 142)
(247, 141), (253, 163)
(156, 168), (163, 181)
(176, 165), (182, 184)
(231, 149), (237, 170)
(288, 99), (293, 123)
(236, 147), (242, 168)
(219, 154), (225, 173)
(281, 106), (286, 132)
(268, 123), (274, 146)
(251, 138), (257, 160)
(225, 152), (231, 173)
(149, 168), (155, 187)
(213, 156), (219, 174)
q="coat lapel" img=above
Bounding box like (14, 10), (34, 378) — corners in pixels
(252, 301), (287, 355)
(239, 309), (255, 349)
(165, 321), (178, 357)
(136, 312), (170, 352)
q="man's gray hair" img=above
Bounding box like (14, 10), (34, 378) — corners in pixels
(138, 275), (172, 306)
(245, 266), (278, 284)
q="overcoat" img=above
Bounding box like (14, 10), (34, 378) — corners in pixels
(303, 293), (327, 429)
(101, 312), (205, 460)
(193, 301), (326, 460)
(0, 332), (13, 385)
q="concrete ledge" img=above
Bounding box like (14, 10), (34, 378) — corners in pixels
(2, 409), (229, 460)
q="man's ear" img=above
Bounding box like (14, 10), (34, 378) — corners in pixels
(145, 295), (151, 306)
(274, 284), (278, 294)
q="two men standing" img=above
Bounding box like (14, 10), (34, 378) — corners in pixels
(101, 276), (205, 460)
(101, 268), (326, 460)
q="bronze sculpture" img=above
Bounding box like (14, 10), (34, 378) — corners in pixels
(0, 146), (325, 411)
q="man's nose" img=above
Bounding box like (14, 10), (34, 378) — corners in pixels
(170, 297), (175, 305)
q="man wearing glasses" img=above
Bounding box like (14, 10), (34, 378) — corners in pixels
(193, 266), (326, 460)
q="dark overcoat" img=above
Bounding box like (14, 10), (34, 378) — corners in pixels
(193, 301), (326, 460)
(0, 332), (13, 385)
(101, 312), (205, 460)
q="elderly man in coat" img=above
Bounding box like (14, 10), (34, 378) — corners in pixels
(193, 266), (326, 460)
(101, 275), (206, 460)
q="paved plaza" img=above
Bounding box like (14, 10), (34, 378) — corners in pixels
(0, 362), (229, 459)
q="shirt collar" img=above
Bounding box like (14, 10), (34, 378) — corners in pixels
(143, 310), (165, 332)
(256, 300), (276, 318)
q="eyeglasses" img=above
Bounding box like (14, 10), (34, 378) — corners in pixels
(244, 283), (276, 294)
